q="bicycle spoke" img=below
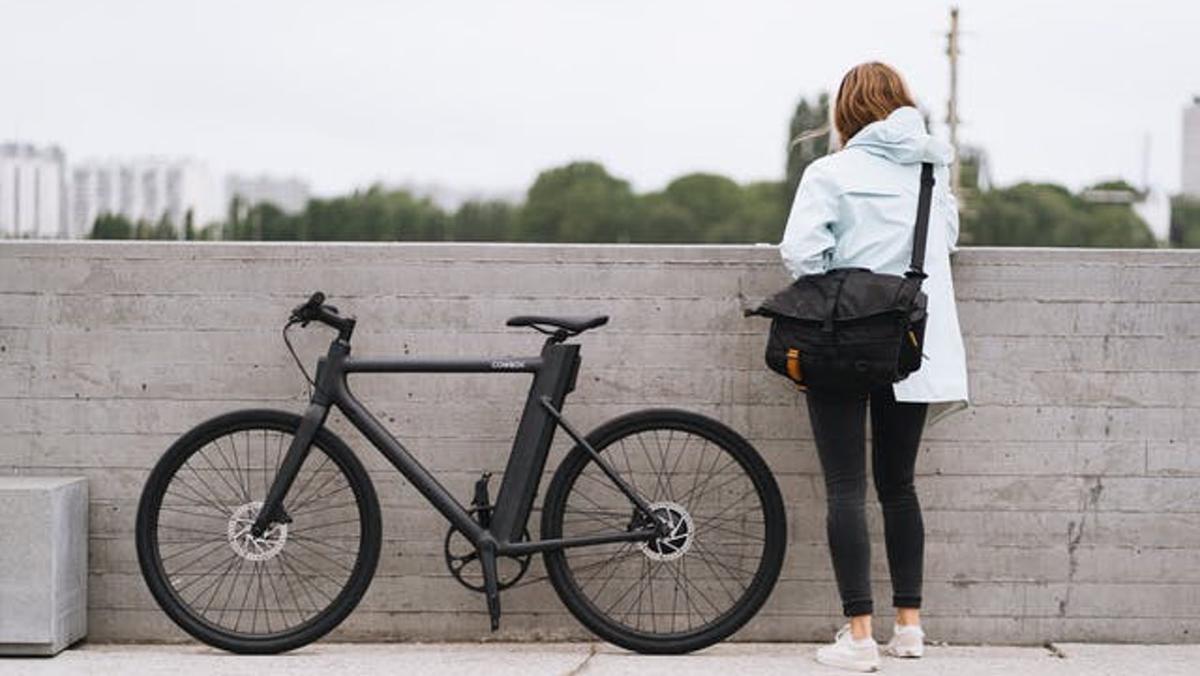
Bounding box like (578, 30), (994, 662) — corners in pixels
(151, 425), (365, 640)
(221, 435), (251, 503)
(553, 422), (776, 640)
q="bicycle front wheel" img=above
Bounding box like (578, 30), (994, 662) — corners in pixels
(541, 409), (786, 654)
(135, 409), (381, 654)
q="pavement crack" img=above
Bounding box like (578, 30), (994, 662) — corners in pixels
(563, 643), (599, 676)
(1044, 641), (1068, 659)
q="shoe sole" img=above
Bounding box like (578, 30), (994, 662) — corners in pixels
(815, 652), (881, 672)
(884, 645), (924, 658)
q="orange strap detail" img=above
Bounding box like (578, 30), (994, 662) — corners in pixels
(786, 348), (804, 384)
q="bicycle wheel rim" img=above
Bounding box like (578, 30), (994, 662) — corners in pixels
(140, 417), (373, 645)
(547, 414), (782, 645)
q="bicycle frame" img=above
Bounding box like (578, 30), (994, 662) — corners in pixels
(252, 331), (664, 560)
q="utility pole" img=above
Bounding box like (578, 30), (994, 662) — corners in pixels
(1141, 132), (1151, 194)
(946, 6), (962, 199)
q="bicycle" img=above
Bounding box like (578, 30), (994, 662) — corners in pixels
(135, 291), (787, 654)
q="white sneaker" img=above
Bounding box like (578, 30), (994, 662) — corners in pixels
(815, 622), (881, 672)
(883, 622), (925, 658)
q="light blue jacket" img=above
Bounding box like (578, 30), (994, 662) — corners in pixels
(777, 105), (969, 426)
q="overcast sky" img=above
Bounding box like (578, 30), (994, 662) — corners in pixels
(3, 0), (1198, 198)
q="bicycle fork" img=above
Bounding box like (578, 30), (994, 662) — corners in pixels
(251, 400), (331, 537)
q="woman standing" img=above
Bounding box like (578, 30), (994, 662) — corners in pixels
(778, 62), (970, 672)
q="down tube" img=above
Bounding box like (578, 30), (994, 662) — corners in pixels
(334, 389), (483, 541)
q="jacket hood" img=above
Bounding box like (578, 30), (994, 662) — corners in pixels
(844, 106), (954, 166)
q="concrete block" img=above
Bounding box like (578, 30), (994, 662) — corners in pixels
(0, 476), (88, 655)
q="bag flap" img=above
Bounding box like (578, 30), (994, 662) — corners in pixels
(746, 268), (926, 322)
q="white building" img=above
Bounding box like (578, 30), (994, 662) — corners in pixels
(71, 157), (222, 237)
(225, 174), (310, 214)
(1184, 97), (1200, 198)
(1133, 188), (1172, 242)
(0, 143), (69, 238)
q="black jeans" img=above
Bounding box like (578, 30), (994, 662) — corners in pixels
(804, 384), (928, 617)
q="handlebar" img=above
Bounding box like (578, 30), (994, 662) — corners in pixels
(289, 290), (355, 339)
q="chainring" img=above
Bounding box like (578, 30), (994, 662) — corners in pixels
(443, 518), (533, 593)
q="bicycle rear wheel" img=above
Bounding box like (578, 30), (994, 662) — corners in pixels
(541, 409), (786, 654)
(135, 409), (381, 654)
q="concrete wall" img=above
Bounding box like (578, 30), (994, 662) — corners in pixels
(1, 240), (1197, 645)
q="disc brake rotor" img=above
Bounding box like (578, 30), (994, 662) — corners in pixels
(227, 501), (288, 562)
(637, 501), (695, 562)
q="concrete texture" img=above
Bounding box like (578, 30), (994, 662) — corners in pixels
(4, 643), (1200, 676)
(0, 476), (88, 655)
(1, 241), (1198, 645)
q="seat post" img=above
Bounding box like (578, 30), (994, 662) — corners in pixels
(542, 328), (570, 348)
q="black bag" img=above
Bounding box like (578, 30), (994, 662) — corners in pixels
(744, 162), (935, 396)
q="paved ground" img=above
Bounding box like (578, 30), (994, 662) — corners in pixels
(4, 642), (1199, 675)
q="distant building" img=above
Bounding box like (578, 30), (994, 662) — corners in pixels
(1133, 189), (1172, 242)
(0, 143), (69, 238)
(225, 174), (310, 214)
(71, 157), (222, 237)
(1184, 97), (1200, 198)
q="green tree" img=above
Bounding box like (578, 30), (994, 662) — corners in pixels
(90, 213), (133, 239)
(152, 213), (178, 240)
(1170, 196), (1200, 247)
(518, 162), (637, 242)
(133, 219), (153, 239)
(785, 93), (831, 207)
(225, 195), (244, 240)
(198, 223), (222, 240)
(733, 180), (787, 243)
(664, 173), (743, 227)
(962, 182), (1157, 247)
(451, 200), (518, 241)
(634, 175), (786, 244)
(300, 186), (448, 241)
(184, 208), (196, 240)
(631, 193), (699, 243)
(250, 202), (298, 240)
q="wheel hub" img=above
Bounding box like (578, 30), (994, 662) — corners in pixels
(227, 501), (288, 562)
(637, 501), (694, 562)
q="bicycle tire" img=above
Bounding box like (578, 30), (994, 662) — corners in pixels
(135, 409), (381, 654)
(541, 408), (786, 654)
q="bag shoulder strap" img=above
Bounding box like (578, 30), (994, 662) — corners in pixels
(906, 162), (936, 279)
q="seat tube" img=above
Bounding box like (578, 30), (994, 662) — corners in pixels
(489, 342), (581, 543)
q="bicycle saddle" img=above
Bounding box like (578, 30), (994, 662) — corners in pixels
(506, 314), (609, 335)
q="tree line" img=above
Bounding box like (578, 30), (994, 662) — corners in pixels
(90, 94), (1178, 248)
(92, 163), (790, 245)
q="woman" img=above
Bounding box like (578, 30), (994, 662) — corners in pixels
(778, 62), (970, 672)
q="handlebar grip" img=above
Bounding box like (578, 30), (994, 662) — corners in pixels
(291, 291), (327, 324)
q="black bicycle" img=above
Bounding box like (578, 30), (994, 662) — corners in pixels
(135, 291), (786, 654)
